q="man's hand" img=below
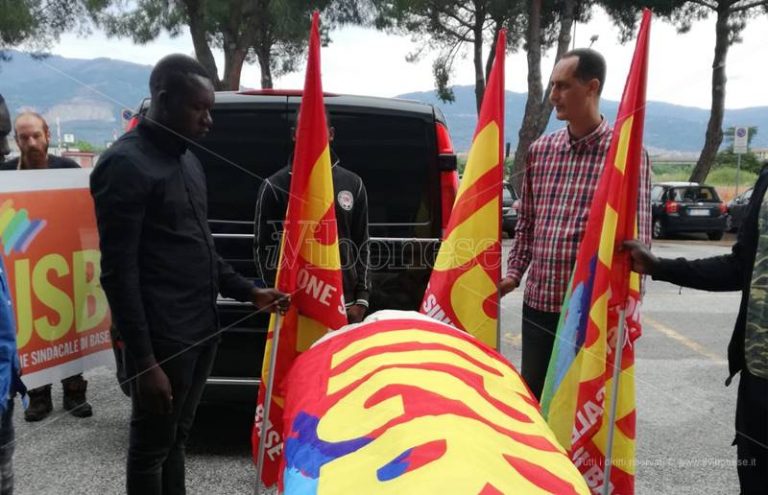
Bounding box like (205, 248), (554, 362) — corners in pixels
(136, 365), (173, 415)
(498, 276), (519, 297)
(346, 304), (367, 324)
(250, 287), (290, 314)
(622, 240), (659, 275)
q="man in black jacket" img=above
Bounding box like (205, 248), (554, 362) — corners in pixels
(624, 166), (768, 495)
(254, 119), (371, 323)
(91, 54), (288, 495)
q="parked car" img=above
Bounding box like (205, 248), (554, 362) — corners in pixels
(502, 183), (519, 237)
(726, 187), (753, 232)
(650, 182), (727, 240)
(127, 91), (459, 403)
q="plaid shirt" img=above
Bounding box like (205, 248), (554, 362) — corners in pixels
(507, 118), (651, 313)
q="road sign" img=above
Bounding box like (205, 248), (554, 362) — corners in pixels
(734, 126), (748, 154)
(63, 133), (75, 144)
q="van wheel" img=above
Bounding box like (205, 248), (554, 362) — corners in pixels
(652, 219), (664, 239)
(707, 231), (724, 241)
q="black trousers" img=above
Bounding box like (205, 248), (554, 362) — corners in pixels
(735, 370), (768, 495)
(0, 399), (14, 495)
(126, 342), (217, 495)
(521, 303), (560, 401)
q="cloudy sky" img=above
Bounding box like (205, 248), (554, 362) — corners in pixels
(50, 7), (768, 109)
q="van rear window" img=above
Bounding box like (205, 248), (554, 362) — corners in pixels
(670, 187), (720, 203)
(331, 111), (438, 239)
(194, 108), (439, 239)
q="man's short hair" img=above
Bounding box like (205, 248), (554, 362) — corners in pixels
(561, 48), (607, 95)
(14, 111), (49, 135)
(149, 54), (212, 98)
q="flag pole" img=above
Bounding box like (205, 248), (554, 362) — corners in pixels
(254, 311), (283, 495)
(602, 306), (626, 495)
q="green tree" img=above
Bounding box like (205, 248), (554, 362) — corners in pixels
(370, 0), (526, 112)
(715, 149), (761, 173)
(510, 2), (695, 192)
(72, 139), (97, 152)
(511, 0), (587, 191)
(0, 0), (107, 61)
(98, 0), (363, 90)
(663, 0), (768, 183)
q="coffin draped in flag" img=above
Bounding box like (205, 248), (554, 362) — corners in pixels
(252, 11), (347, 488)
(281, 311), (590, 494)
(540, 10), (652, 495)
(420, 30), (506, 349)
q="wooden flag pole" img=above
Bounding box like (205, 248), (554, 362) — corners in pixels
(254, 311), (283, 495)
(602, 306), (626, 495)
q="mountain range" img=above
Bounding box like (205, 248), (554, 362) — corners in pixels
(2, 50), (767, 155)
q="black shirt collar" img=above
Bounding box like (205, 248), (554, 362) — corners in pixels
(137, 118), (188, 157)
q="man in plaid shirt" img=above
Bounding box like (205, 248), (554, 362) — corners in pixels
(499, 48), (651, 400)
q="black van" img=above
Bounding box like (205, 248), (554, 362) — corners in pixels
(129, 90), (459, 402)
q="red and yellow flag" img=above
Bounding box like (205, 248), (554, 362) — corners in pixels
(540, 10), (651, 494)
(281, 311), (590, 494)
(420, 30), (506, 349)
(251, 11), (347, 487)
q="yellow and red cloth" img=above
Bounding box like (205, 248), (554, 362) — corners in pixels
(421, 30), (506, 349)
(251, 11), (347, 487)
(282, 311), (590, 494)
(540, 10), (652, 495)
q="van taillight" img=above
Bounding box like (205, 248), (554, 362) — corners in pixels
(436, 122), (454, 154)
(719, 203), (727, 215)
(435, 122), (458, 234)
(665, 201), (679, 214)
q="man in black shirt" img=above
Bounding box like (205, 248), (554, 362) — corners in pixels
(0, 111), (90, 422)
(91, 54), (288, 495)
(0, 112), (79, 170)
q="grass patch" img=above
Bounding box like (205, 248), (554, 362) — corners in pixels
(706, 167), (757, 186)
(651, 163), (757, 187)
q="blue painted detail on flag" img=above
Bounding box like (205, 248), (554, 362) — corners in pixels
(575, 256), (598, 349)
(377, 448), (413, 481)
(285, 411), (372, 481)
(551, 255), (598, 392)
(283, 467), (319, 494)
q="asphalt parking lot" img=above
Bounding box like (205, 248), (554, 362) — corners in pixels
(11, 234), (742, 494)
